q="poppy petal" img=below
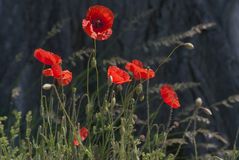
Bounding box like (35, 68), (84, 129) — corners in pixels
(160, 84), (180, 109)
(34, 48), (62, 65)
(42, 68), (53, 77)
(125, 59), (155, 80)
(73, 127), (89, 146)
(51, 64), (62, 79)
(57, 70), (72, 86)
(107, 66), (131, 84)
(82, 5), (114, 41)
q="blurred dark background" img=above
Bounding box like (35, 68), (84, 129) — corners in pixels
(0, 0), (239, 155)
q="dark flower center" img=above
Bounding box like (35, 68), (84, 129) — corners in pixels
(92, 19), (104, 29)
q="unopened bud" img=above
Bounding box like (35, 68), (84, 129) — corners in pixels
(136, 83), (143, 95)
(42, 84), (52, 90)
(139, 94), (145, 102)
(86, 103), (93, 115)
(195, 97), (203, 108)
(111, 97), (116, 108)
(116, 85), (123, 91)
(139, 135), (146, 142)
(72, 87), (77, 93)
(121, 126), (125, 134)
(201, 107), (212, 116)
(108, 76), (113, 86)
(130, 98), (136, 105)
(184, 43), (194, 49)
(91, 57), (97, 68)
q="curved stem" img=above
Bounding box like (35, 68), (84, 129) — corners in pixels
(175, 108), (198, 158)
(193, 109), (198, 160)
(155, 44), (184, 73)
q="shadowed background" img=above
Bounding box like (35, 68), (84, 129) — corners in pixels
(0, 0), (239, 155)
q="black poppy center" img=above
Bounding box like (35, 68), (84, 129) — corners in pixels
(92, 19), (104, 29)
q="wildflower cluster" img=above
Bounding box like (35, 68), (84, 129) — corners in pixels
(0, 4), (235, 160)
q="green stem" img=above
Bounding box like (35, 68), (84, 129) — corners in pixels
(163, 107), (173, 152)
(87, 52), (93, 103)
(146, 78), (151, 152)
(155, 44), (184, 73)
(93, 39), (100, 106)
(193, 109), (198, 160)
(52, 85), (74, 128)
(175, 108), (198, 158)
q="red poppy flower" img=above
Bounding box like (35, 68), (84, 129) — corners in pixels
(34, 48), (62, 65)
(73, 127), (89, 146)
(107, 66), (131, 85)
(42, 68), (53, 77)
(57, 70), (72, 86)
(160, 84), (180, 109)
(42, 64), (62, 78)
(82, 5), (114, 40)
(125, 59), (155, 80)
(51, 64), (63, 79)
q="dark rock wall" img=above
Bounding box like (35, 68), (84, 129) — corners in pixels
(0, 0), (239, 147)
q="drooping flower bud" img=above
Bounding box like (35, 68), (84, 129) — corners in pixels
(111, 97), (116, 108)
(195, 97), (203, 108)
(42, 84), (52, 90)
(108, 76), (113, 86)
(139, 94), (145, 102)
(201, 107), (212, 116)
(183, 43), (194, 50)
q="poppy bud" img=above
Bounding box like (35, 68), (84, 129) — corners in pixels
(72, 87), (77, 93)
(111, 97), (116, 108)
(108, 76), (113, 86)
(200, 107), (212, 116)
(135, 83), (143, 95)
(95, 112), (102, 121)
(86, 103), (93, 115)
(91, 57), (97, 68)
(116, 85), (123, 91)
(93, 126), (97, 134)
(139, 94), (145, 102)
(195, 97), (203, 108)
(139, 134), (146, 142)
(183, 43), (194, 50)
(42, 84), (52, 90)
(130, 98), (136, 105)
(121, 126), (126, 134)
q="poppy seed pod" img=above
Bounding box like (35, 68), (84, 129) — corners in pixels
(42, 84), (52, 90)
